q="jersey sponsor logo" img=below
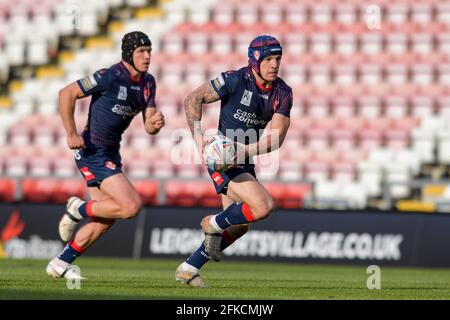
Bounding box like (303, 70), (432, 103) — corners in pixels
(130, 85), (140, 91)
(143, 83), (150, 103)
(79, 75), (97, 91)
(273, 100), (279, 111)
(74, 150), (81, 160)
(97, 69), (106, 77)
(104, 161), (116, 170)
(269, 47), (282, 54)
(259, 93), (269, 100)
(213, 74), (225, 90)
(234, 109), (268, 127)
(118, 86), (128, 100)
(80, 167), (95, 181)
(111, 104), (138, 118)
(211, 172), (224, 185)
(240, 90), (253, 107)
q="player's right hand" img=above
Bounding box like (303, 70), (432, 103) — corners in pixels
(67, 133), (85, 149)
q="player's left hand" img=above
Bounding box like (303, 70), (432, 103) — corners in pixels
(150, 111), (165, 129)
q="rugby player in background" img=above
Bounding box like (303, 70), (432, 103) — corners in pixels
(46, 31), (165, 278)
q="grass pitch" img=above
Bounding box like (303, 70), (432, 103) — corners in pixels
(0, 257), (449, 300)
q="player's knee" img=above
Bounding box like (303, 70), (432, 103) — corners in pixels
(253, 197), (274, 220)
(120, 198), (142, 219)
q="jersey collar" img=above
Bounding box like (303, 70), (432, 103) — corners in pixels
(120, 61), (142, 83)
(255, 79), (273, 92)
(248, 66), (274, 92)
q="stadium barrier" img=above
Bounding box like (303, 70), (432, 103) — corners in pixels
(1, 203), (450, 267)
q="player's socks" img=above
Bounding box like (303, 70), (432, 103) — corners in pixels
(57, 240), (85, 264)
(214, 203), (255, 230)
(77, 201), (95, 219)
(185, 229), (240, 269)
(186, 242), (209, 269)
(180, 261), (200, 274)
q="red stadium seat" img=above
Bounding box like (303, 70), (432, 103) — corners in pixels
(176, 163), (201, 179)
(411, 63), (433, 85)
(260, 3), (283, 25)
(126, 158), (152, 179)
(384, 129), (410, 150)
(161, 33), (184, 54)
(279, 160), (302, 182)
(53, 156), (77, 178)
(411, 3), (432, 25)
(153, 154), (175, 178)
(338, 117), (364, 131)
(334, 63), (356, 86)
(264, 182), (311, 209)
(186, 32), (208, 55)
(392, 117), (420, 131)
(437, 95), (450, 117)
(306, 96), (330, 118)
(331, 128), (355, 150)
(385, 95), (409, 118)
(305, 128), (329, 150)
(358, 128), (383, 151)
(28, 156), (52, 177)
(304, 162), (330, 182)
(285, 3), (307, 26)
(0, 178), (16, 202)
(366, 117), (391, 131)
(51, 179), (85, 204)
(284, 33), (306, 55)
(311, 117), (337, 131)
(4, 155), (27, 177)
(165, 180), (201, 207)
(133, 180), (159, 205)
(32, 124), (56, 147)
(22, 178), (58, 203)
(165, 180), (184, 206)
(197, 181), (222, 208)
(331, 161), (356, 182)
(332, 96), (354, 118)
(357, 96), (382, 119)
(282, 184), (312, 208)
(8, 125), (31, 147)
(212, 3), (234, 26)
(411, 96), (434, 118)
(338, 148), (366, 164)
(236, 3), (259, 26)
(264, 182), (286, 208)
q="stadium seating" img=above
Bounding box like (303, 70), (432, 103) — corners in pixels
(0, 178), (16, 202)
(1, 0), (450, 210)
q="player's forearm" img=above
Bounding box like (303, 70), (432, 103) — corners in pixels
(184, 93), (203, 139)
(246, 130), (285, 157)
(58, 88), (78, 136)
